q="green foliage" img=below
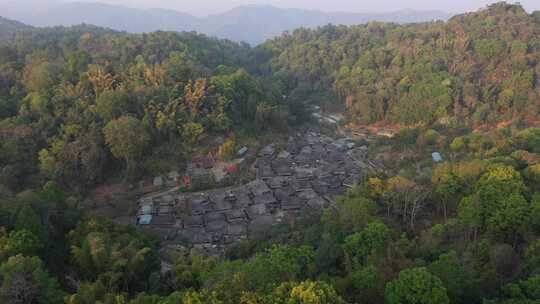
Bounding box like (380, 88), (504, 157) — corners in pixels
(339, 265), (384, 304)
(450, 137), (466, 152)
(0, 229), (43, 260)
(514, 129), (540, 154)
(435, 173), (461, 220)
(423, 129), (441, 146)
(14, 204), (46, 243)
(2, 4), (540, 304)
(69, 219), (160, 294)
(475, 39), (507, 60)
(0, 255), (64, 304)
(343, 221), (393, 268)
(204, 244), (315, 301)
(173, 251), (217, 291)
(182, 122), (206, 145)
(428, 251), (480, 304)
(128, 293), (161, 304)
(218, 137), (237, 160)
(457, 164), (533, 243)
(499, 274), (540, 302)
(104, 116), (150, 180)
(322, 188), (378, 235)
(524, 240), (540, 275)
(241, 245), (315, 292)
(0, 26), (290, 192)
(96, 89), (135, 122)
(265, 4), (540, 126)
(486, 193), (529, 242)
(212, 69), (263, 125)
(477, 165), (525, 207)
(271, 281), (346, 304)
(386, 267), (449, 304)
(159, 290), (223, 304)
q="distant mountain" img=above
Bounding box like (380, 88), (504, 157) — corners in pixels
(0, 16), (31, 31)
(0, 16), (32, 40)
(25, 2), (200, 33)
(201, 5), (451, 44)
(0, 2), (451, 45)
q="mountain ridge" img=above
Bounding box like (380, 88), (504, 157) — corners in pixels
(0, 15), (32, 40)
(0, 2), (451, 44)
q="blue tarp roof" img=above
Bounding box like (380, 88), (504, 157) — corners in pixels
(238, 147), (248, 156)
(432, 152), (443, 162)
(139, 214), (152, 225)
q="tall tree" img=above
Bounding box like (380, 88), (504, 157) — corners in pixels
(386, 267), (449, 304)
(103, 116), (150, 180)
(0, 255), (64, 304)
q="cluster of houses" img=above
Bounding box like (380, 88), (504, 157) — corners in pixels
(136, 131), (375, 255)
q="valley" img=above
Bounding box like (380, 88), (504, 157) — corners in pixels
(0, 2), (540, 303)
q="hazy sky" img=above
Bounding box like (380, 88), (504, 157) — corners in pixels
(61, 0), (540, 16)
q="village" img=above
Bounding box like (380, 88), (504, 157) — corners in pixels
(135, 130), (379, 255)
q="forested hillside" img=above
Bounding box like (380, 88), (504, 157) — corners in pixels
(0, 25), (296, 193)
(264, 2), (540, 126)
(0, 2), (540, 304)
(0, 16), (31, 40)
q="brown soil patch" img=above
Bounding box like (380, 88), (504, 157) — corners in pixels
(87, 181), (137, 220)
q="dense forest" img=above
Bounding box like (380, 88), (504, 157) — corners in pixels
(263, 3), (540, 126)
(0, 23), (301, 192)
(1, 2), (540, 304)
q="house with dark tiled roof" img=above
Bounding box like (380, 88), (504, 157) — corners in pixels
(184, 215), (204, 228)
(297, 151), (318, 165)
(257, 164), (274, 180)
(259, 145), (276, 158)
(271, 158), (291, 174)
(188, 194), (212, 215)
(246, 203), (267, 219)
(326, 150), (345, 164)
(286, 139), (301, 155)
(227, 224), (247, 236)
(274, 186), (294, 203)
(232, 190), (252, 208)
(307, 197), (327, 209)
(281, 195), (304, 211)
(267, 176), (290, 189)
(253, 192), (278, 207)
(298, 189), (318, 201)
(206, 219), (227, 233)
(152, 215), (175, 227)
(226, 209), (246, 223)
(277, 150), (292, 159)
(209, 190), (233, 212)
(247, 180), (271, 196)
(205, 212), (225, 224)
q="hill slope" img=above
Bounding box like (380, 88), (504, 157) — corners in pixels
(262, 2), (540, 127)
(0, 15), (31, 40)
(24, 2), (200, 33)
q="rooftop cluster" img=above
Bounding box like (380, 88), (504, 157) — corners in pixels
(136, 131), (375, 255)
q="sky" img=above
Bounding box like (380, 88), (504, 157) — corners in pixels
(60, 0), (540, 16)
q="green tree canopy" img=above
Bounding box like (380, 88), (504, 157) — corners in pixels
(0, 255), (64, 304)
(386, 267), (449, 304)
(103, 116), (150, 180)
